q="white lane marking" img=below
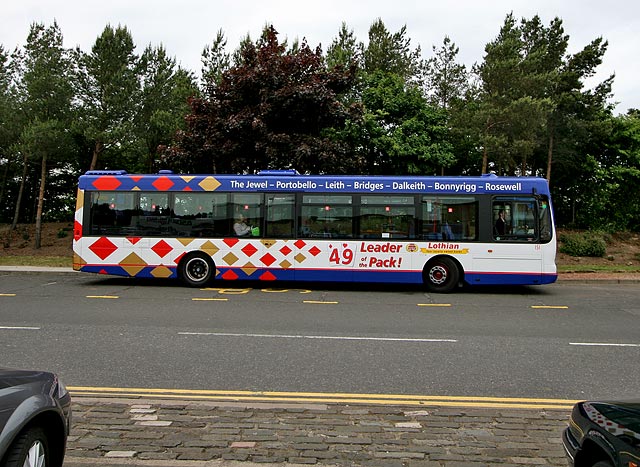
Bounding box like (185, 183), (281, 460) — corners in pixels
(179, 332), (457, 343)
(0, 326), (40, 330)
(570, 342), (640, 347)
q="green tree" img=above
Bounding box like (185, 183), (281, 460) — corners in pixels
(326, 22), (360, 71)
(424, 36), (468, 110)
(15, 21), (75, 247)
(474, 13), (552, 175)
(358, 71), (453, 175)
(135, 44), (198, 172)
(0, 45), (24, 222)
(362, 18), (423, 84)
(201, 29), (230, 95)
(76, 24), (139, 170)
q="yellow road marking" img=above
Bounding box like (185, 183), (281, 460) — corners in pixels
(67, 386), (577, 410)
(0, 293), (17, 297)
(86, 295), (119, 299)
(192, 298), (228, 301)
(531, 305), (569, 309)
(417, 303), (451, 307)
(303, 300), (338, 305)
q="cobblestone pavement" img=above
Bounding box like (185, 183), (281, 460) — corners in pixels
(64, 396), (570, 467)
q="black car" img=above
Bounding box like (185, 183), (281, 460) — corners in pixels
(0, 368), (72, 467)
(563, 399), (640, 467)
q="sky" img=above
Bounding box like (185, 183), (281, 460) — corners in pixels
(2, 0), (639, 114)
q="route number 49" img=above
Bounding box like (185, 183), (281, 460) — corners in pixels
(329, 244), (354, 265)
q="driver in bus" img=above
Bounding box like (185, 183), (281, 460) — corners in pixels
(233, 214), (252, 236)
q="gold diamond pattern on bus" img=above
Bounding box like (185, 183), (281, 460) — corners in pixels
(177, 238), (196, 247)
(73, 253), (86, 267)
(150, 266), (173, 278)
(198, 176), (221, 191)
(200, 240), (219, 256)
(223, 252), (239, 265)
(241, 262), (258, 275)
(120, 252), (147, 276)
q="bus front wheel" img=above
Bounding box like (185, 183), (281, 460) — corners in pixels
(423, 257), (460, 293)
(179, 253), (215, 287)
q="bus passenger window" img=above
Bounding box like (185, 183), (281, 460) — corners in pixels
(421, 196), (477, 241)
(266, 194), (294, 238)
(231, 193), (263, 238)
(300, 195), (353, 239)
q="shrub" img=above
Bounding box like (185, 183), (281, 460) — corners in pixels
(559, 232), (607, 257)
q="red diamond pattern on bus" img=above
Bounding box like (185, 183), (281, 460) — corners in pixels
(127, 237), (141, 245)
(221, 270), (238, 280)
(260, 271), (276, 281)
(151, 240), (173, 258)
(89, 237), (118, 260)
(279, 245), (292, 256)
(308, 246), (321, 256)
(92, 176), (121, 190)
(294, 240), (306, 249)
(260, 253), (276, 266)
(241, 243), (258, 257)
(223, 238), (239, 247)
(74, 220), (82, 241)
(152, 176), (174, 191)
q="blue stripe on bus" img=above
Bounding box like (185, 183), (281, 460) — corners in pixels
(79, 264), (557, 286)
(79, 173), (551, 196)
(464, 272), (558, 285)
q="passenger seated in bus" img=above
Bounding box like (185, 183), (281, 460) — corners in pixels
(300, 218), (312, 236)
(233, 214), (251, 236)
(442, 222), (453, 240)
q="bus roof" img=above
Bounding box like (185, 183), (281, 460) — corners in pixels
(78, 170), (551, 196)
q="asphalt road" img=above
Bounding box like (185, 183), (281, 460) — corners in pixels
(1, 271), (639, 401)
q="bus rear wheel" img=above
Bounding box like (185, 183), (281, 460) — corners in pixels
(423, 257), (460, 293)
(179, 253), (214, 287)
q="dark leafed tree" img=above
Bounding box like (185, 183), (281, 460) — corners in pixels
(165, 25), (361, 175)
(76, 24), (139, 171)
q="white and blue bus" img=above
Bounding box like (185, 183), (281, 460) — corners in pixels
(72, 170), (557, 292)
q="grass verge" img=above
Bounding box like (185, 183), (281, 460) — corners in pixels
(558, 264), (640, 273)
(0, 256), (71, 267)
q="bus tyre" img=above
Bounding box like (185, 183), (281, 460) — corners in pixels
(423, 257), (459, 293)
(179, 253), (214, 287)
